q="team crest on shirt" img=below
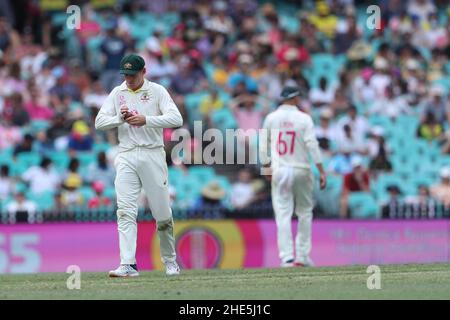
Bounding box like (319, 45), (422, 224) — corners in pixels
(140, 92), (150, 102)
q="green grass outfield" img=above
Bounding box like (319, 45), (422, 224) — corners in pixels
(1, 263), (449, 300)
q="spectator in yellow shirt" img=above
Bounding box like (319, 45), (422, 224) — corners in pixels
(308, 1), (338, 38)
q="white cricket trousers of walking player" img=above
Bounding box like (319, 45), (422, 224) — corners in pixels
(271, 166), (314, 264)
(114, 146), (176, 265)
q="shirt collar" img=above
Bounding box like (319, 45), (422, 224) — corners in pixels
(279, 104), (299, 110)
(119, 79), (151, 92)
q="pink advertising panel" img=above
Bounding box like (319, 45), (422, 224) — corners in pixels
(0, 220), (449, 273)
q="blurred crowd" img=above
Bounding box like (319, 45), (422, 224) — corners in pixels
(0, 0), (449, 222)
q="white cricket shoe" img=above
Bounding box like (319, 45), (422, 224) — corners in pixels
(281, 259), (295, 268)
(109, 265), (139, 277)
(295, 257), (315, 267)
(165, 261), (180, 276)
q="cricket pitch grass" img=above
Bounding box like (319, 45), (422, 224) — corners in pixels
(1, 263), (449, 300)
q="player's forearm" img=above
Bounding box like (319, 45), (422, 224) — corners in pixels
(145, 111), (183, 128)
(95, 113), (124, 130)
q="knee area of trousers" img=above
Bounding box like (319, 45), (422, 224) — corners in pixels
(296, 211), (313, 220)
(117, 209), (136, 220)
(157, 218), (173, 231)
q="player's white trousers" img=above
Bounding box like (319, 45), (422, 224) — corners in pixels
(271, 167), (314, 264)
(114, 146), (176, 265)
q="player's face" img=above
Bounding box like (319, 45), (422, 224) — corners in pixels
(124, 68), (146, 90)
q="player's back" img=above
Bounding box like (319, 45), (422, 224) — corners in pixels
(263, 105), (321, 170)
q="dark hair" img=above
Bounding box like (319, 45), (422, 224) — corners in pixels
(40, 157), (52, 168)
(68, 157), (80, 172)
(0, 165), (9, 176)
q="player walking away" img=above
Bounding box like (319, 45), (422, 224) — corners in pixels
(95, 54), (183, 277)
(260, 86), (326, 267)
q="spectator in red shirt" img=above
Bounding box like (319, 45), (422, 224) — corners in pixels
(340, 156), (370, 218)
(88, 181), (112, 209)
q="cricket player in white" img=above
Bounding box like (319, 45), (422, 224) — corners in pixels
(95, 54), (183, 277)
(261, 86), (326, 267)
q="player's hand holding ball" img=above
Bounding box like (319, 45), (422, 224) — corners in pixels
(120, 106), (132, 120)
(126, 114), (146, 127)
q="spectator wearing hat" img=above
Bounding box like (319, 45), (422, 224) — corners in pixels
(61, 174), (84, 208)
(430, 167), (450, 207)
(340, 156), (370, 218)
(68, 119), (94, 152)
(191, 181), (227, 218)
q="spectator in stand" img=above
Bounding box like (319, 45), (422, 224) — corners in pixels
(22, 157), (60, 195)
(46, 112), (72, 151)
(381, 185), (403, 218)
(99, 23), (128, 92)
(423, 86), (447, 125)
(86, 151), (115, 188)
(34, 130), (55, 156)
(199, 87), (224, 116)
(340, 156), (371, 218)
(417, 111), (443, 142)
(171, 53), (207, 95)
(191, 181), (227, 218)
(308, 1), (338, 39)
(315, 108), (337, 155)
(368, 86), (412, 120)
(335, 124), (367, 155)
(352, 67), (377, 105)
(82, 79), (108, 110)
(0, 120), (22, 152)
(430, 167), (450, 207)
(334, 8), (362, 54)
(13, 133), (34, 157)
(309, 77), (336, 108)
(337, 105), (370, 144)
(4, 92), (30, 127)
(88, 181), (112, 209)
(228, 54), (259, 94)
(61, 174), (84, 208)
(0, 165), (14, 202)
(25, 84), (54, 121)
(68, 120), (93, 153)
(6, 192), (38, 224)
(231, 168), (255, 210)
(328, 146), (358, 175)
